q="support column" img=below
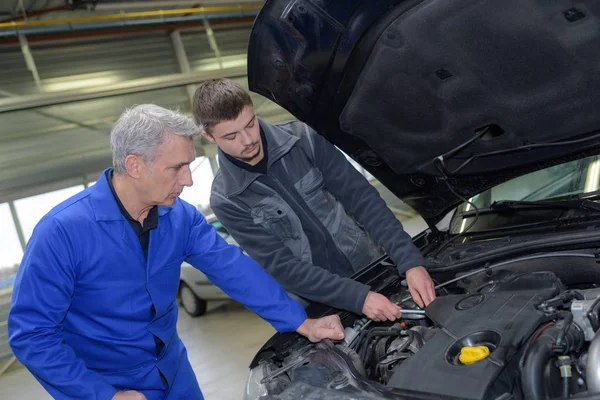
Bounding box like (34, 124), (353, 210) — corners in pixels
(203, 18), (223, 69)
(170, 30), (196, 107)
(8, 201), (26, 252)
(19, 35), (43, 91)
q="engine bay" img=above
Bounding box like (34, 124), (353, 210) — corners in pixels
(250, 260), (600, 400)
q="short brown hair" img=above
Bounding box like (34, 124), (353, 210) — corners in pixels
(192, 78), (254, 133)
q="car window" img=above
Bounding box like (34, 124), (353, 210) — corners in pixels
(450, 154), (600, 233)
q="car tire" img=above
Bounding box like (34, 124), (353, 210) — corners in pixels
(179, 282), (207, 317)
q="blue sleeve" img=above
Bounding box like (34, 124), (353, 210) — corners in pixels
(184, 207), (307, 332)
(8, 218), (118, 400)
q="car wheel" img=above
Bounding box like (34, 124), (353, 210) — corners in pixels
(179, 282), (207, 317)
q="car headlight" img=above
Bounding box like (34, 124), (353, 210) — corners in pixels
(243, 364), (269, 400)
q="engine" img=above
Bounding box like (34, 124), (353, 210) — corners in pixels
(251, 270), (600, 400)
(345, 271), (600, 399)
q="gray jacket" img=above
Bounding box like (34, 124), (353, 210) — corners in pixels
(210, 119), (426, 314)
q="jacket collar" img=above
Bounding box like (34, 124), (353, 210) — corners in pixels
(90, 168), (171, 221)
(217, 118), (298, 198)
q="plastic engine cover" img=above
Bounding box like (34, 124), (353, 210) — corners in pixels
(387, 290), (553, 399)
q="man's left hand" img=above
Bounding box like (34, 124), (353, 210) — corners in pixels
(296, 315), (345, 343)
(405, 266), (436, 308)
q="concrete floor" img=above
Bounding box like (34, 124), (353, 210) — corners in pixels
(0, 301), (275, 400)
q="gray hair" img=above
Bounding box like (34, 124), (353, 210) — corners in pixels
(110, 104), (201, 174)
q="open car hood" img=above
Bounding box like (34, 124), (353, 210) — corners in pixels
(247, 0), (600, 224)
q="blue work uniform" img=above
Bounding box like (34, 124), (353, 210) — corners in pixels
(8, 168), (307, 400)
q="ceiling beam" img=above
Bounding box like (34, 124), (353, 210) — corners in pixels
(94, 1), (263, 10)
(0, 17), (255, 44)
(0, 66), (247, 113)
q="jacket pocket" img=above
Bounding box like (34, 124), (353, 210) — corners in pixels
(295, 168), (336, 225)
(96, 359), (155, 376)
(251, 196), (312, 262)
(251, 197), (296, 240)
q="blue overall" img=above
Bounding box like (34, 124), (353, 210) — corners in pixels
(8, 169), (307, 399)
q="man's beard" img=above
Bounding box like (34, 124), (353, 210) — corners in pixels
(237, 142), (261, 162)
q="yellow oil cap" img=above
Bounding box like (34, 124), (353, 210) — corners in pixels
(459, 346), (490, 365)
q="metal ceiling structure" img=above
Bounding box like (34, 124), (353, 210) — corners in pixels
(0, 0), (294, 204)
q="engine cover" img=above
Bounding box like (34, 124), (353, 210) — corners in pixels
(387, 290), (552, 399)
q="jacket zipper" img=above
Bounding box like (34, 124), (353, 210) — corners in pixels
(268, 175), (353, 267)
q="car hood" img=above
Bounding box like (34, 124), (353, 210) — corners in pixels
(247, 0), (600, 224)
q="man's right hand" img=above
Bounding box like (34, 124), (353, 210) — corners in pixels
(362, 291), (402, 321)
(112, 391), (147, 400)
(296, 314), (345, 342)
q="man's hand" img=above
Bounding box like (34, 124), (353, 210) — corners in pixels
(296, 314), (345, 343)
(362, 291), (402, 322)
(112, 391), (147, 400)
(405, 266), (436, 308)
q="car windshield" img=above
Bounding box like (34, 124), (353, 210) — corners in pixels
(450, 154), (600, 233)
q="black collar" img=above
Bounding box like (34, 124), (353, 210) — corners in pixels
(108, 169), (158, 232)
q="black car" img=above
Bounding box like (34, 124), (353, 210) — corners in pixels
(243, 1), (600, 399)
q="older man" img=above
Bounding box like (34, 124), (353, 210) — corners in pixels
(8, 105), (344, 400)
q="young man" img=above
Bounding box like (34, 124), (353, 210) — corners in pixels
(8, 104), (344, 400)
(194, 79), (436, 322)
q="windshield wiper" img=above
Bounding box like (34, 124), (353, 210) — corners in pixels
(461, 199), (600, 218)
(434, 128), (600, 177)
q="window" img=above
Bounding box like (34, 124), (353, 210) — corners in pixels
(180, 156), (215, 210)
(0, 203), (24, 276)
(455, 155), (600, 213)
(450, 155), (600, 234)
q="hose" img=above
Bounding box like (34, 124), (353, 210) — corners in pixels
(522, 320), (584, 400)
(562, 375), (570, 399)
(587, 329), (600, 393)
(521, 326), (561, 400)
(518, 322), (554, 373)
(557, 312), (574, 348)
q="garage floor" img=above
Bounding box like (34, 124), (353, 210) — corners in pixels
(0, 301), (275, 400)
